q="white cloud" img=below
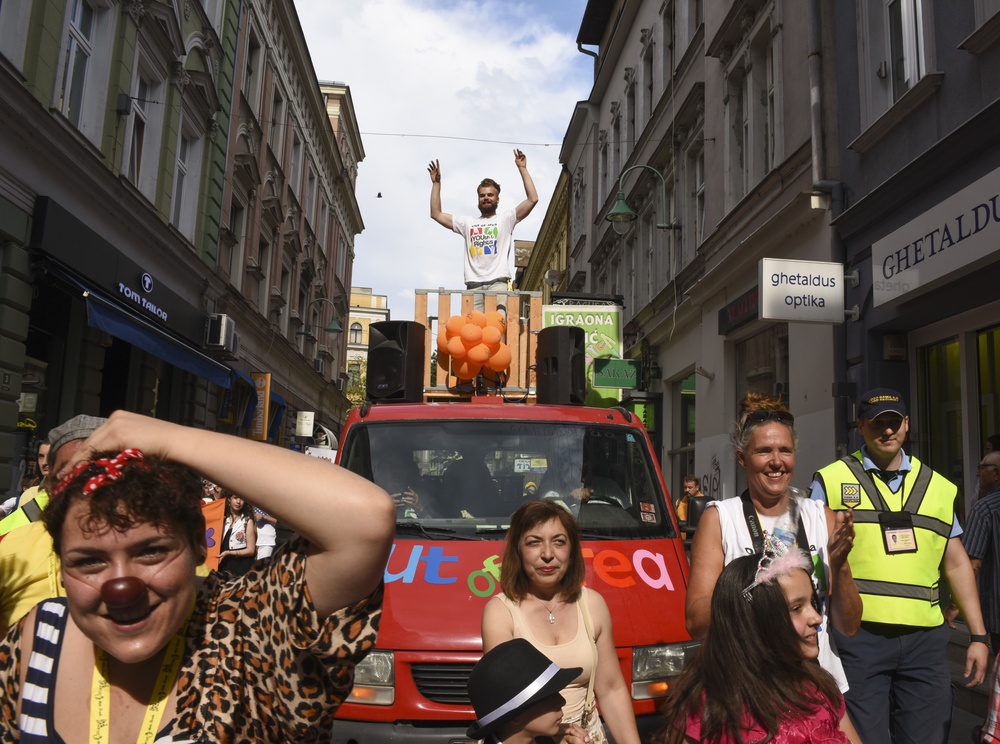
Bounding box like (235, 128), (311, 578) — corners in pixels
(294, 0), (591, 319)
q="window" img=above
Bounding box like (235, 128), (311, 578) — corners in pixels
(317, 199), (328, 252)
(857, 0), (934, 125)
(669, 373), (697, 500)
(305, 168), (316, 226)
(126, 77), (148, 185)
(348, 361), (362, 386)
(643, 45), (654, 122)
(625, 71), (636, 158)
(735, 324), (790, 406)
(644, 213), (657, 301)
(572, 178), (587, 246)
(227, 200), (246, 284)
(599, 132), (609, 206)
(611, 113), (622, 186)
(691, 147), (705, 250)
(269, 87), (284, 153)
(257, 238), (270, 309)
(60, 0), (94, 128)
(290, 133), (302, 195)
(171, 119), (204, 239)
(243, 33), (261, 109)
(350, 322), (363, 345)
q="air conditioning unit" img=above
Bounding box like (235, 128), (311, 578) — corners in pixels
(206, 314), (237, 352)
(313, 358), (325, 375)
(335, 377), (346, 392)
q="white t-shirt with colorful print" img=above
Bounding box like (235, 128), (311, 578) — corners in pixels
(452, 208), (518, 284)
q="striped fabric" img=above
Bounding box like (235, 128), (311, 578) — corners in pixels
(19, 599), (68, 742)
(963, 486), (1000, 633)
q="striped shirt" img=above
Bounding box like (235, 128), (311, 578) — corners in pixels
(962, 485), (1000, 634)
(19, 599), (67, 742)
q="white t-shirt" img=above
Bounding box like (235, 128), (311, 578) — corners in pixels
(451, 208), (518, 284)
(711, 494), (849, 692)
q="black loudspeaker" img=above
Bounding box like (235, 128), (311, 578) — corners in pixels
(535, 326), (586, 405)
(366, 321), (426, 402)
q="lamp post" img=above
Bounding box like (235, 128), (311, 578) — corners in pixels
(605, 164), (682, 236)
(296, 297), (343, 338)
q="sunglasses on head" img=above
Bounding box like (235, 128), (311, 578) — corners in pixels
(742, 409), (795, 428)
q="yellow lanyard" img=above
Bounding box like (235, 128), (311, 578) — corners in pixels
(88, 607), (192, 744)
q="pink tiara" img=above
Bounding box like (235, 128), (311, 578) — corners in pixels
(742, 531), (811, 602)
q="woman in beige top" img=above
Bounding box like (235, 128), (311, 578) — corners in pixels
(481, 500), (640, 744)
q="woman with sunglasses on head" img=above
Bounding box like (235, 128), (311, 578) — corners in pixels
(684, 390), (862, 695)
(662, 536), (861, 743)
(0, 411), (394, 743)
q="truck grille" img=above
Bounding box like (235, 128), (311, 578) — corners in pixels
(411, 662), (475, 705)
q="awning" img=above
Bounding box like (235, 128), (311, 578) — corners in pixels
(86, 293), (231, 388)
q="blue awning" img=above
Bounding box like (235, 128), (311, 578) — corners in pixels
(86, 293), (231, 388)
(231, 368), (255, 388)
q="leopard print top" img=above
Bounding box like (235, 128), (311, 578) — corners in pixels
(0, 537), (383, 742)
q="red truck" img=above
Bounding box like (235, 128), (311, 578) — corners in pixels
(332, 292), (695, 743)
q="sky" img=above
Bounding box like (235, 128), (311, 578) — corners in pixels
(293, 0), (594, 321)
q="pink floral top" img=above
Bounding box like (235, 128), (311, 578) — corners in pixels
(684, 694), (848, 744)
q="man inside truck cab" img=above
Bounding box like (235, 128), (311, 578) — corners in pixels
(427, 149), (538, 316)
(538, 434), (627, 512)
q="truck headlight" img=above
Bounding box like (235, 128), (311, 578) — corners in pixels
(346, 650), (395, 705)
(631, 642), (700, 699)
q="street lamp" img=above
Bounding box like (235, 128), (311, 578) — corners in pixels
(296, 297), (343, 338)
(605, 164), (682, 236)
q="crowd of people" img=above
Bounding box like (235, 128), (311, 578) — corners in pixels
(2, 386), (997, 743)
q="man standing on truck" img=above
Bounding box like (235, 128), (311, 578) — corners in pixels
(427, 149), (538, 316)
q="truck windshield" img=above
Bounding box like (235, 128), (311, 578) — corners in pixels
(339, 420), (674, 539)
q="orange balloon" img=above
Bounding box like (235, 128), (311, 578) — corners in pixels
(466, 310), (487, 328)
(447, 335), (468, 359)
(487, 343), (512, 371)
(481, 325), (502, 352)
(460, 323), (483, 347)
(445, 315), (466, 338)
(467, 343), (491, 365)
(437, 331), (449, 354)
(453, 359), (482, 380)
(437, 349), (450, 370)
(485, 311), (507, 334)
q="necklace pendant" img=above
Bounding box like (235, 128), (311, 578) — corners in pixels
(548, 611), (555, 624)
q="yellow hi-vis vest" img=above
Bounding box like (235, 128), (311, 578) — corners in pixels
(815, 452), (955, 627)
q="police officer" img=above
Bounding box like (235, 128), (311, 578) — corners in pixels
(810, 388), (988, 744)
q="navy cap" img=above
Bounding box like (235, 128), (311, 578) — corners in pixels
(858, 388), (907, 420)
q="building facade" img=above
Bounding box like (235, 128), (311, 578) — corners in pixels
(553, 0), (843, 499)
(831, 1), (1000, 518)
(0, 0), (241, 497)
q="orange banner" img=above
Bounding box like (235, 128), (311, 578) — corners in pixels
(201, 498), (227, 572)
(250, 372), (271, 440)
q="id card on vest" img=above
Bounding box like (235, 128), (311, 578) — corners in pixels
(879, 511), (918, 554)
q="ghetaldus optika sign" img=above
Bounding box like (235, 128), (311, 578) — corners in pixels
(758, 258), (844, 324)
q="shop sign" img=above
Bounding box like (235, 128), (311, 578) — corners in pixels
(295, 411), (315, 437)
(542, 305), (622, 407)
(718, 287), (758, 335)
(250, 373), (271, 441)
(758, 258), (844, 324)
(593, 358), (640, 389)
(872, 167), (1000, 306)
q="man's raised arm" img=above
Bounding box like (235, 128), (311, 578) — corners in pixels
(513, 149), (538, 222)
(428, 159), (454, 230)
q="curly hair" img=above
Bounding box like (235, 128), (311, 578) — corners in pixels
(729, 389), (797, 453)
(43, 452), (207, 558)
(658, 553), (841, 744)
(500, 500), (585, 603)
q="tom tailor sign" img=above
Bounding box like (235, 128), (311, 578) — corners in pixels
(758, 258), (844, 324)
(872, 167), (1000, 307)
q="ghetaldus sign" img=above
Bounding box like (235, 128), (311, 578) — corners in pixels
(758, 258), (844, 324)
(872, 167), (1000, 306)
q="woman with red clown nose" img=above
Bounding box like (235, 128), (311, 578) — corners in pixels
(0, 410), (394, 743)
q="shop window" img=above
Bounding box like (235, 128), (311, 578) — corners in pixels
(668, 373), (697, 499)
(735, 324), (789, 405)
(916, 336), (964, 509)
(978, 325), (1000, 453)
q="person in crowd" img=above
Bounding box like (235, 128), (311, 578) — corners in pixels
(0, 410), (393, 741)
(467, 638), (591, 744)
(481, 500), (640, 744)
(0, 415), (106, 632)
(254, 505), (278, 560)
(375, 452), (433, 518)
(201, 479), (221, 503)
(810, 387), (988, 744)
(523, 481), (538, 500)
(685, 391), (861, 695)
(1, 441), (51, 534)
(661, 538), (861, 743)
(675, 475), (702, 524)
(218, 490), (258, 577)
(970, 434), (1000, 509)
(962, 449), (1000, 650)
(428, 149), (538, 316)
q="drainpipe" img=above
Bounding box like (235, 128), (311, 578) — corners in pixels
(807, 0), (850, 457)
